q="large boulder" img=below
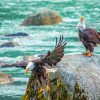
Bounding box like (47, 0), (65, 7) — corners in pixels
(21, 9), (62, 26)
(58, 54), (100, 100)
(0, 41), (20, 47)
(0, 72), (14, 84)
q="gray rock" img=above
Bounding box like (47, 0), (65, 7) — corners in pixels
(21, 9), (62, 26)
(5, 32), (28, 37)
(58, 54), (100, 100)
(0, 72), (14, 84)
(0, 41), (20, 47)
(0, 61), (5, 66)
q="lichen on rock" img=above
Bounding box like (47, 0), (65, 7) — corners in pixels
(22, 70), (88, 100)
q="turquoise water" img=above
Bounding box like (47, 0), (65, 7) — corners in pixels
(0, 0), (100, 100)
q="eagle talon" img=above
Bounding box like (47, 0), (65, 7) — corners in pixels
(38, 86), (43, 93)
(46, 85), (50, 93)
(83, 51), (89, 55)
(83, 51), (93, 57)
(87, 52), (93, 57)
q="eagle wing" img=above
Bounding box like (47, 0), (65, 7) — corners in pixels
(39, 35), (66, 67)
(83, 28), (100, 44)
(97, 32), (100, 41)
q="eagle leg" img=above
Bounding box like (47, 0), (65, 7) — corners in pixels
(46, 79), (51, 93)
(42, 69), (51, 93)
(37, 77), (44, 93)
(46, 84), (50, 93)
(38, 86), (43, 93)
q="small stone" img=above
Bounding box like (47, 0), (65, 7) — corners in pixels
(0, 41), (20, 47)
(0, 72), (14, 84)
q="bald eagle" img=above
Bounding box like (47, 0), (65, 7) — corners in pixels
(25, 35), (66, 92)
(1, 36), (66, 92)
(77, 16), (100, 57)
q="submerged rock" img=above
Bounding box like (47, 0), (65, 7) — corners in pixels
(58, 54), (100, 100)
(0, 72), (14, 84)
(5, 32), (28, 37)
(0, 41), (20, 47)
(0, 61), (5, 66)
(21, 9), (62, 26)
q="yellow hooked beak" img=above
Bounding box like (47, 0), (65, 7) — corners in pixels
(24, 68), (29, 74)
(80, 16), (85, 21)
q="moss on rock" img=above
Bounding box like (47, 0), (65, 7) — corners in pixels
(73, 82), (89, 100)
(22, 71), (89, 100)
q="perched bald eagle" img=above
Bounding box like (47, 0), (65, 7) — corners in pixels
(77, 16), (100, 57)
(25, 35), (66, 92)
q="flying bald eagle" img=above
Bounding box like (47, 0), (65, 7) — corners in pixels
(77, 16), (100, 57)
(25, 35), (66, 92)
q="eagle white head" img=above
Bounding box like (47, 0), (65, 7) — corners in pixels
(25, 62), (35, 73)
(25, 61), (58, 74)
(77, 16), (86, 32)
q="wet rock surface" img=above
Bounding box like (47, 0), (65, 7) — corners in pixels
(58, 54), (100, 100)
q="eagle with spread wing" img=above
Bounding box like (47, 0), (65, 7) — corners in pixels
(25, 35), (66, 92)
(77, 16), (100, 57)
